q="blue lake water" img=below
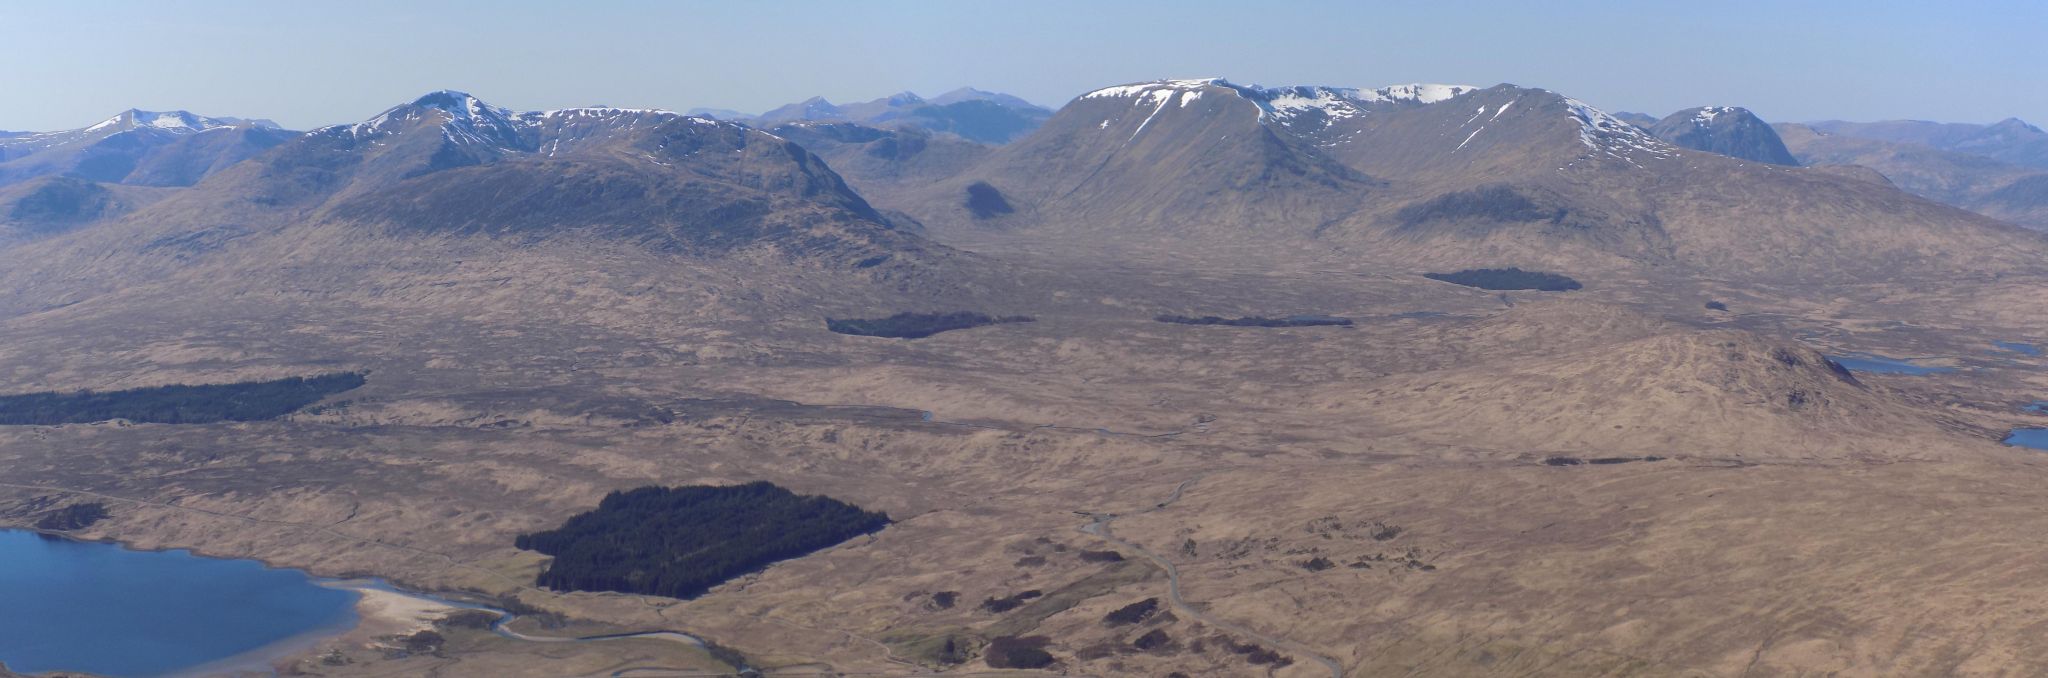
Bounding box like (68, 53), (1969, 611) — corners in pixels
(0, 529), (359, 677)
(2007, 429), (2048, 451)
(2026, 401), (2048, 414)
(1826, 354), (1954, 375)
(1993, 341), (2041, 356)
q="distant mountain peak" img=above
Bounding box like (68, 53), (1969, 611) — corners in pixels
(407, 90), (516, 124)
(1647, 105), (1795, 165)
(1987, 117), (2044, 135)
(331, 90), (532, 149)
(930, 87), (1046, 110)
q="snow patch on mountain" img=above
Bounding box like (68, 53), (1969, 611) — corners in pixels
(1357, 84), (1477, 105)
(1257, 86), (1366, 125)
(1562, 96), (1675, 165)
(1077, 78), (1479, 136)
(81, 109), (235, 135)
(1690, 106), (1735, 126)
(1080, 78), (1230, 100)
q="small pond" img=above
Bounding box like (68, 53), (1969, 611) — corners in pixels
(1993, 341), (2041, 356)
(1825, 353), (1955, 376)
(2007, 429), (2048, 451)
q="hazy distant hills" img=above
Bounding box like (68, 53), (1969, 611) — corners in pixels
(1607, 108), (2048, 231)
(1808, 118), (2048, 170)
(747, 88), (1053, 144)
(1646, 106), (1799, 165)
(1777, 122), (2048, 231)
(0, 109), (295, 187)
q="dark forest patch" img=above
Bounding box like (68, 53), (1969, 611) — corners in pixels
(0, 373), (365, 425)
(984, 635), (1055, 669)
(1103, 598), (1160, 626)
(964, 181), (1015, 218)
(826, 311), (1033, 339)
(515, 482), (888, 599)
(1424, 268), (1581, 291)
(34, 502), (109, 531)
(1154, 314), (1352, 328)
(1077, 549), (1125, 563)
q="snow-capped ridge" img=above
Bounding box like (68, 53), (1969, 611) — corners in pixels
(1079, 78), (1232, 101)
(82, 109), (239, 135)
(1355, 83), (1478, 105)
(1077, 78), (1481, 134)
(316, 90), (751, 155)
(1558, 94), (1674, 164)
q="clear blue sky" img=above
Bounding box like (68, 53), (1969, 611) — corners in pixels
(2, 0), (2042, 131)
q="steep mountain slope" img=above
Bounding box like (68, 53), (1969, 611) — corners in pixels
(896, 78), (2047, 280)
(0, 109), (291, 187)
(1647, 106), (1798, 165)
(1809, 118), (2048, 170)
(1777, 122), (2048, 231)
(747, 89), (1052, 144)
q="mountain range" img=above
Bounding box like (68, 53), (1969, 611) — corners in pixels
(823, 78), (2040, 281)
(1807, 117), (2048, 170)
(10, 81), (2046, 283)
(0, 90), (965, 313)
(1777, 120), (2048, 231)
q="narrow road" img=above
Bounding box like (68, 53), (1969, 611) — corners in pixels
(1078, 477), (1346, 678)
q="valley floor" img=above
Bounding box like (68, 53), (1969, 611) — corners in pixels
(2, 246), (2046, 677)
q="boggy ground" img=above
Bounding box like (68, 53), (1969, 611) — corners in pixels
(2, 238), (2047, 677)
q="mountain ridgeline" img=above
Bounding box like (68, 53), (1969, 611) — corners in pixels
(3, 91), (955, 274)
(832, 77), (2047, 281)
